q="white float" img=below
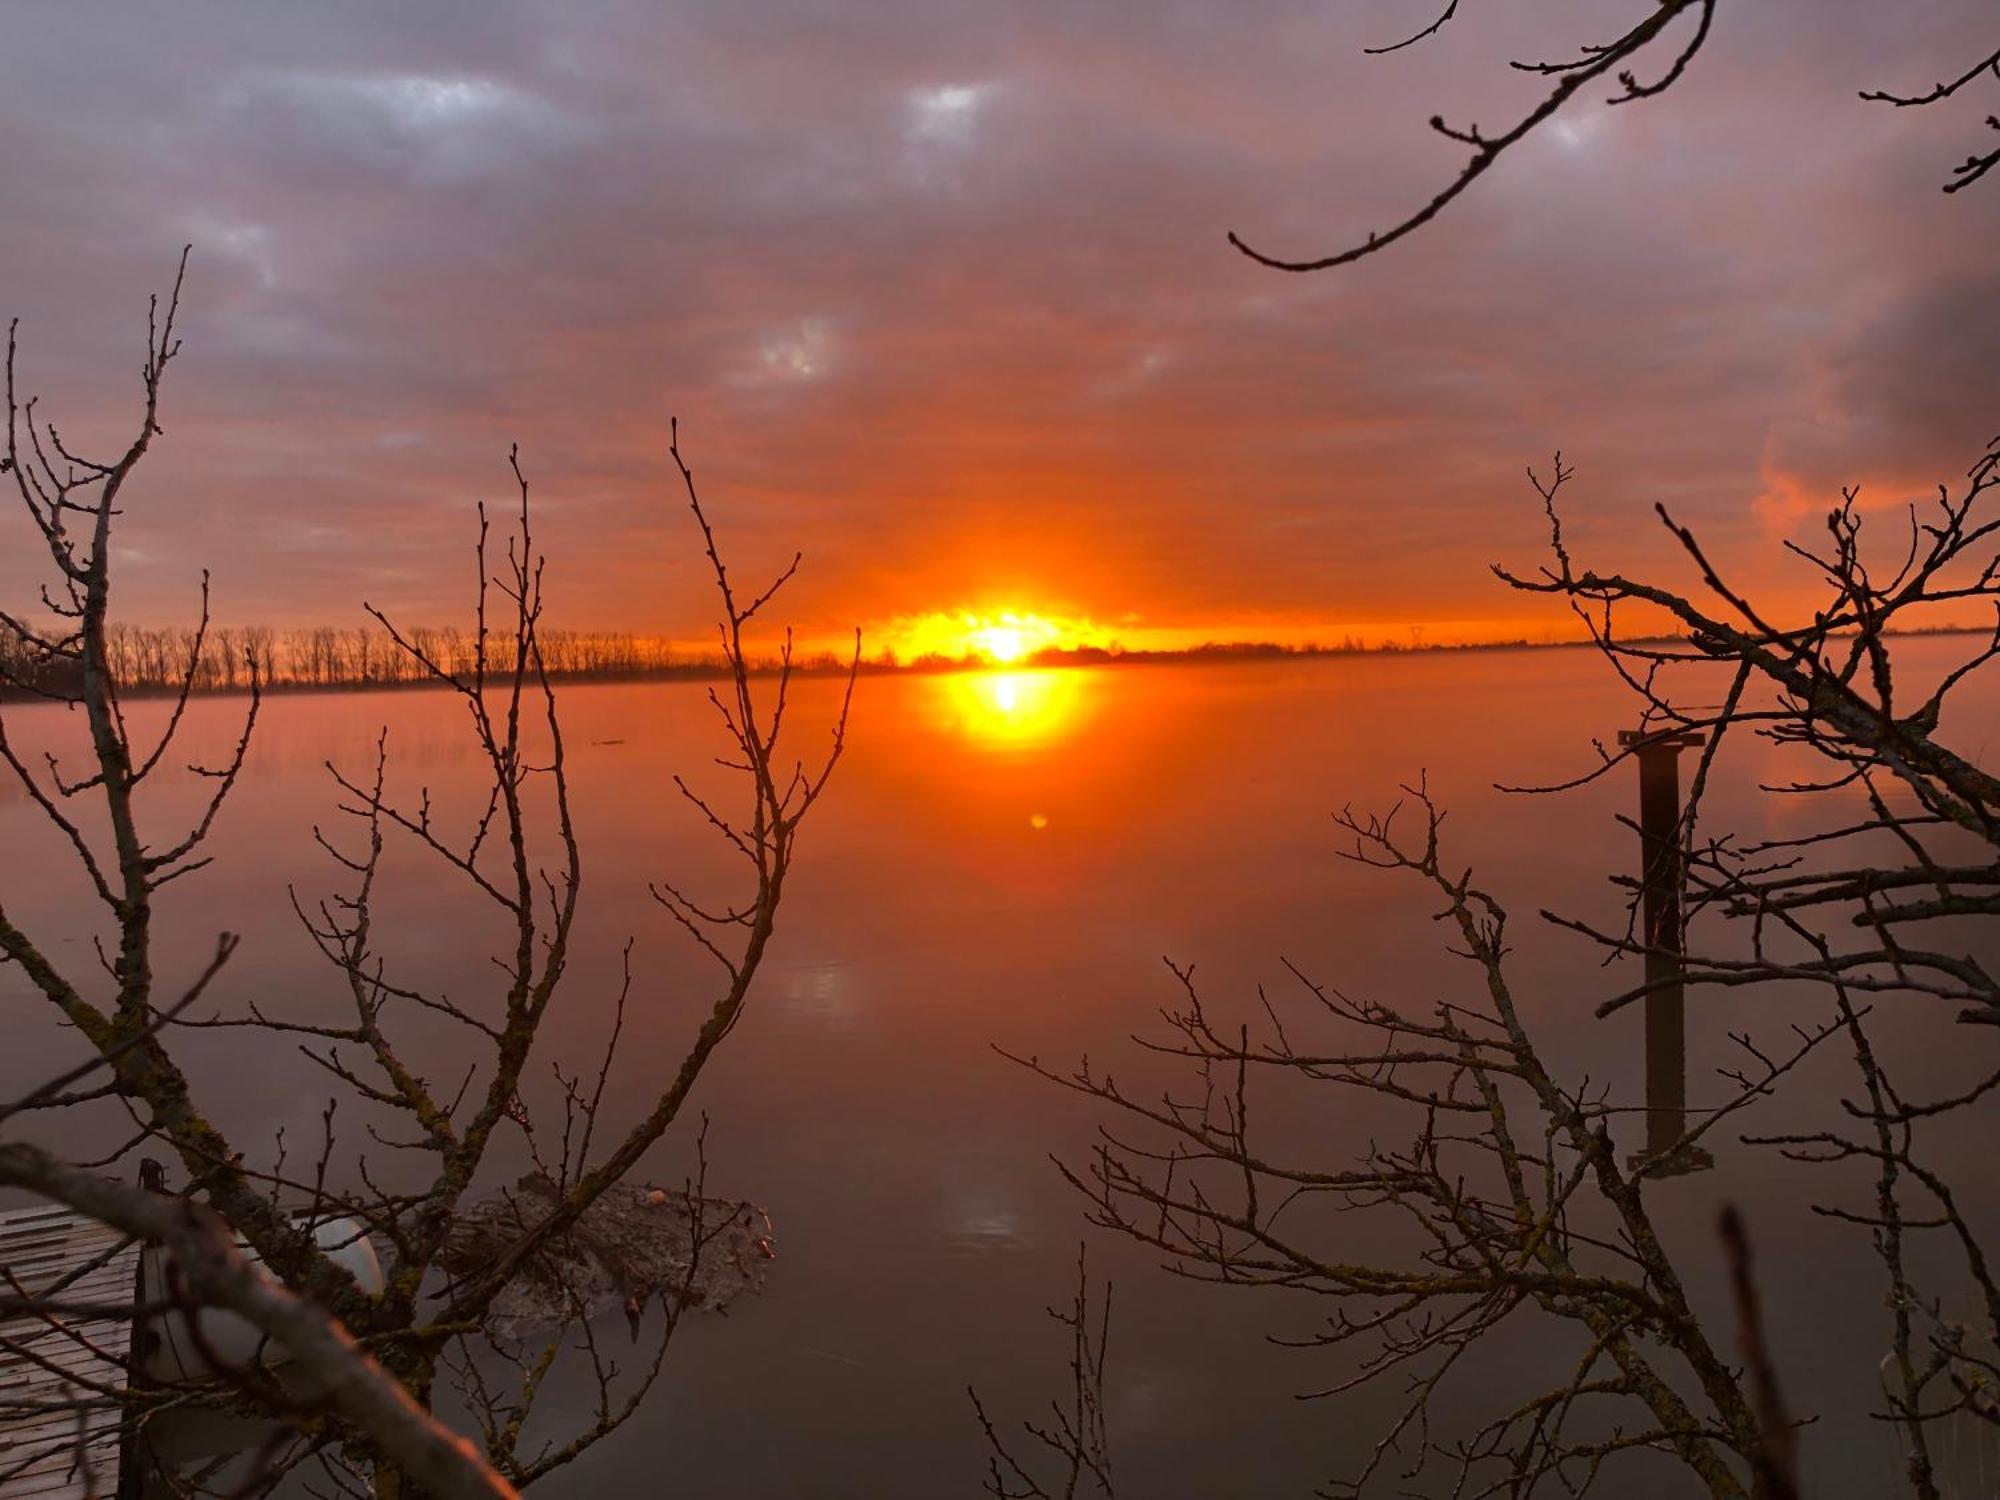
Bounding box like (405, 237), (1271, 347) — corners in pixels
(139, 1215), (384, 1384)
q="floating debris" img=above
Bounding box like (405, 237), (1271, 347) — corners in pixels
(440, 1172), (775, 1340)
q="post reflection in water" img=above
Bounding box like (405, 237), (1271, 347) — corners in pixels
(926, 667), (1096, 751)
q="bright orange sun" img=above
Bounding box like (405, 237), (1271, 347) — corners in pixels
(879, 609), (1110, 666)
(968, 622), (1031, 663)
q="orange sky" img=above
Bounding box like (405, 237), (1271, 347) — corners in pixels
(1, 3), (1994, 653)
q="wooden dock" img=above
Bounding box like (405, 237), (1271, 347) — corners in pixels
(0, 1202), (142, 1499)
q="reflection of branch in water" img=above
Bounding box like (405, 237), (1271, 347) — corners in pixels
(1019, 779), (1832, 1496)
(970, 1242), (1114, 1499)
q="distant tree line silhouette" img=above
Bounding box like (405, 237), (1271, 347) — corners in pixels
(10, 622), (1986, 702)
(2, 622), (1755, 699)
(0, 621), (860, 695)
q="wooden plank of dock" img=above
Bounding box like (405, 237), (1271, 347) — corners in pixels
(0, 1202), (143, 1499)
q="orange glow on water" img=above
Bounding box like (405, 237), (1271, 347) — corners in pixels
(928, 668), (1093, 750)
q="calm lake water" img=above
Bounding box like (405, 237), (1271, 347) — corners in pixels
(3, 646), (1997, 1497)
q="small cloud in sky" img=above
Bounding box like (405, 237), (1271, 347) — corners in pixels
(1093, 344), (1175, 398)
(749, 316), (839, 383)
(1549, 110), (1605, 151)
(217, 69), (581, 180)
(184, 216), (279, 290)
(902, 80), (1000, 189)
(214, 306), (366, 363)
(908, 81), (994, 144)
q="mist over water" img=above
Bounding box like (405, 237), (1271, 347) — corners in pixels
(4, 645), (1996, 1496)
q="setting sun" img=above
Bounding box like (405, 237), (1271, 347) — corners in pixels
(879, 609), (1112, 667)
(969, 622), (1032, 663)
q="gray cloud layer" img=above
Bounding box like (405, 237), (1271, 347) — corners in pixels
(2, 1), (1994, 638)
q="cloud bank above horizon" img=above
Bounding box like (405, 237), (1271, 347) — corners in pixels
(1, 1), (1994, 646)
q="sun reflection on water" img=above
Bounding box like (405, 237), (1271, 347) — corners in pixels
(928, 668), (1092, 750)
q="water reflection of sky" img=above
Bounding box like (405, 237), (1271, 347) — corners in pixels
(775, 958), (858, 1026)
(2, 646), (1997, 1495)
(947, 1188), (1025, 1253)
(925, 666), (1098, 751)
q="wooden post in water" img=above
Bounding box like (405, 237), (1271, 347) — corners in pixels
(1617, 727), (1714, 1175)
